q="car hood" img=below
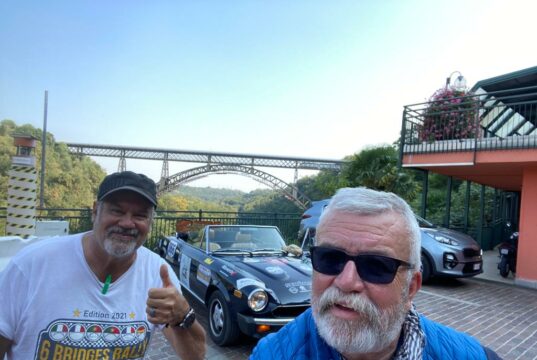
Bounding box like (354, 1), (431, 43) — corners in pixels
(217, 255), (312, 304)
(421, 227), (480, 248)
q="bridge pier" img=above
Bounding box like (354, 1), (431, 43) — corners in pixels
(118, 150), (126, 172)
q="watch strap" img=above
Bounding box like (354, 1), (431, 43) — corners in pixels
(175, 307), (195, 329)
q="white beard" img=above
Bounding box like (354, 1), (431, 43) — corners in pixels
(103, 226), (139, 258)
(312, 286), (408, 354)
(103, 237), (137, 258)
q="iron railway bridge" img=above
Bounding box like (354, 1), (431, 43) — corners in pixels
(66, 143), (346, 209)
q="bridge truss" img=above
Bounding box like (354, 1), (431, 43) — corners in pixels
(66, 143), (346, 209)
(159, 164), (311, 209)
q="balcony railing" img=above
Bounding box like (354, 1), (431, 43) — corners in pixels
(400, 85), (537, 157)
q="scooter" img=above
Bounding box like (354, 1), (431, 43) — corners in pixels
(498, 223), (518, 278)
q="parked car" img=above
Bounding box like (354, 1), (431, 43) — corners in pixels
(416, 215), (483, 282)
(299, 199), (483, 283)
(157, 225), (312, 346)
(297, 199), (330, 242)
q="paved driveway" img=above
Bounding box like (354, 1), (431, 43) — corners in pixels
(146, 278), (537, 360)
(415, 278), (537, 360)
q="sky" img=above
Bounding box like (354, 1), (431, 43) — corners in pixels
(2, 0), (537, 192)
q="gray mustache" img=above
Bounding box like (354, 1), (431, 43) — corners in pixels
(107, 226), (139, 237)
(318, 287), (379, 317)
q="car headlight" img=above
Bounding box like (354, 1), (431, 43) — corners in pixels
(248, 289), (268, 312)
(424, 230), (459, 246)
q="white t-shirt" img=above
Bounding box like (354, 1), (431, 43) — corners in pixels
(0, 232), (181, 360)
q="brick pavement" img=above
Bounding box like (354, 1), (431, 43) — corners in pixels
(146, 278), (537, 360)
(414, 278), (537, 360)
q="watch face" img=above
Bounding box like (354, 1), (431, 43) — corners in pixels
(179, 309), (195, 329)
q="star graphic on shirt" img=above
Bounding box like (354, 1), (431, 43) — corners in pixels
(129, 312), (136, 319)
(73, 309), (81, 317)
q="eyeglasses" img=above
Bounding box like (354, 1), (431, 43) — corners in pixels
(310, 246), (414, 284)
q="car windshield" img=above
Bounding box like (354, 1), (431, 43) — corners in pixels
(208, 226), (286, 252)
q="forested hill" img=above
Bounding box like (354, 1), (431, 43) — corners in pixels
(159, 186), (303, 213)
(174, 186), (244, 204)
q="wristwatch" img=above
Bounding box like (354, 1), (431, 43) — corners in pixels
(175, 307), (195, 329)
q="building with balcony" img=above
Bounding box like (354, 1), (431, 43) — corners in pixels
(400, 65), (537, 289)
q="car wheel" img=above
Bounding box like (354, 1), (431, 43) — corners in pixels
(499, 256), (510, 278)
(421, 254), (432, 284)
(208, 291), (240, 346)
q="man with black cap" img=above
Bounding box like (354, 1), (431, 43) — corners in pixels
(0, 171), (206, 360)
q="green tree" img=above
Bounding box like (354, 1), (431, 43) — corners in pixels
(158, 193), (190, 211)
(239, 189), (302, 213)
(296, 170), (342, 201)
(340, 145), (419, 202)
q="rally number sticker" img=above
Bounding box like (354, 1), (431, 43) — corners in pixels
(179, 254), (191, 288)
(166, 241), (178, 260)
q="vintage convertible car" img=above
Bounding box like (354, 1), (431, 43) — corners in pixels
(157, 224), (312, 346)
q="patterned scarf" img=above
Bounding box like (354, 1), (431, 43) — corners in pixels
(393, 306), (425, 360)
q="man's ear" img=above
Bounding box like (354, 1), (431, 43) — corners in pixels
(91, 201), (98, 222)
(406, 271), (422, 308)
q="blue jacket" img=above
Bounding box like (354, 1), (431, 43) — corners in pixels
(250, 308), (492, 360)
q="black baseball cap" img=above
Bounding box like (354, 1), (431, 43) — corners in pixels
(97, 171), (158, 207)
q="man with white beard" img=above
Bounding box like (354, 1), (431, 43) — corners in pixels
(0, 171), (206, 360)
(250, 187), (501, 360)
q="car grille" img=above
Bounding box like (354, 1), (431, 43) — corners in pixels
(463, 248), (481, 258)
(272, 305), (310, 318)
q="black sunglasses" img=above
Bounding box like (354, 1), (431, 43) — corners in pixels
(310, 246), (414, 284)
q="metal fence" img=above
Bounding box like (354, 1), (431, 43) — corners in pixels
(0, 208), (302, 250)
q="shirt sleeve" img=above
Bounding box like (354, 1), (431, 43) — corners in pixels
(0, 260), (29, 340)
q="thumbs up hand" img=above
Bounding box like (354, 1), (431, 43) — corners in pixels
(146, 264), (190, 326)
(159, 263), (174, 288)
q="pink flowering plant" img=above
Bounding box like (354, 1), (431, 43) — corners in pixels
(420, 88), (478, 142)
